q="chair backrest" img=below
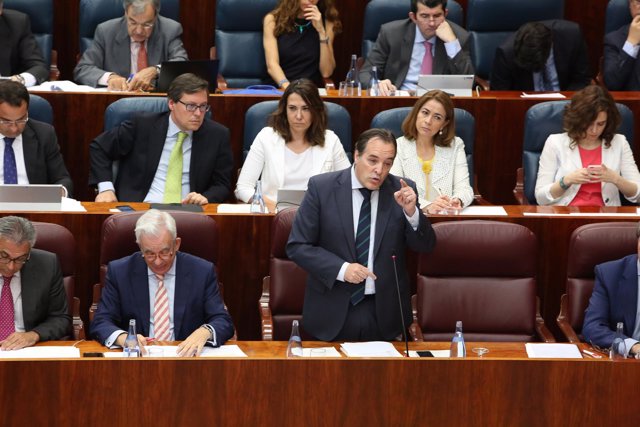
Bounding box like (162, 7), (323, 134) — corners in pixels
(466, 0), (564, 81)
(565, 222), (638, 338)
(103, 97), (170, 131)
(605, 0), (632, 34)
(98, 211), (218, 285)
(416, 220), (540, 341)
(242, 100), (352, 161)
(265, 207), (311, 340)
(4, 0), (54, 68)
(28, 94), (53, 125)
(214, 0), (278, 88)
(31, 222), (76, 335)
(361, 0), (463, 60)
(370, 107), (475, 188)
(79, 0), (181, 53)
(522, 101), (634, 205)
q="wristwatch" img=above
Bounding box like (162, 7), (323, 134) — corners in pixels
(12, 74), (25, 85)
(319, 36), (329, 44)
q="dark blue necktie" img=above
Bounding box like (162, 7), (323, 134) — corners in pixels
(3, 137), (17, 185)
(351, 188), (372, 305)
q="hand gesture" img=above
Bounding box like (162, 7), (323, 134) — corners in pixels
(628, 15), (640, 45)
(127, 66), (158, 91)
(394, 179), (417, 216)
(182, 192), (208, 205)
(303, 4), (324, 34)
(345, 263), (377, 284)
(564, 167), (592, 186)
(434, 20), (457, 43)
(378, 79), (397, 96)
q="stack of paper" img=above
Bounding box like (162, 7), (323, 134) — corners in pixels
(0, 346), (80, 358)
(525, 343), (582, 358)
(301, 347), (342, 358)
(104, 344), (248, 358)
(340, 341), (403, 357)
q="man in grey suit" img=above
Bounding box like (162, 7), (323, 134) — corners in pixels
(0, 216), (70, 350)
(74, 0), (188, 90)
(359, 0), (473, 96)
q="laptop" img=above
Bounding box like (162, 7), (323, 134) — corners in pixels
(0, 184), (63, 211)
(276, 189), (306, 212)
(416, 74), (474, 97)
(156, 60), (219, 93)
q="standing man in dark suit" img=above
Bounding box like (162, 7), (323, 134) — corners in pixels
(74, 0), (188, 90)
(89, 73), (232, 205)
(0, 216), (70, 350)
(359, 0), (473, 96)
(0, 81), (73, 197)
(0, 1), (48, 87)
(91, 210), (235, 357)
(603, 0), (640, 91)
(490, 20), (591, 91)
(287, 128), (436, 341)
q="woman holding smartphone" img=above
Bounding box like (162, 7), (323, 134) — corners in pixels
(535, 85), (640, 206)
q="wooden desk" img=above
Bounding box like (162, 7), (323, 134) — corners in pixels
(7, 204), (640, 341)
(1, 341), (637, 426)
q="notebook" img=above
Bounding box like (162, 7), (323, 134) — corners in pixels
(156, 60), (219, 93)
(416, 74), (474, 97)
(0, 184), (63, 211)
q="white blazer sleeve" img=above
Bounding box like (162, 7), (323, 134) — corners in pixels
(535, 134), (563, 205)
(235, 129), (268, 203)
(451, 138), (474, 207)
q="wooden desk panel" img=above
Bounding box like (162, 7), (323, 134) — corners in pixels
(0, 341), (637, 426)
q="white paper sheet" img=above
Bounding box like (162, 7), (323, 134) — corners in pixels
(460, 206), (508, 216)
(61, 197), (87, 212)
(302, 347), (342, 358)
(525, 343), (582, 359)
(0, 346), (80, 358)
(28, 81), (105, 92)
(103, 344), (248, 358)
(520, 92), (566, 99)
(340, 341), (403, 357)
(216, 204), (253, 214)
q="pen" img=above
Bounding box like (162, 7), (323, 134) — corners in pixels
(435, 187), (444, 197)
(146, 337), (156, 344)
(582, 349), (602, 359)
(126, 74), (134, 83)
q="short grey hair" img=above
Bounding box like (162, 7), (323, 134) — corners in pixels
(135, 210), (177, 243)
(0, 216), (36, 248)
(123, 0), (160, 16)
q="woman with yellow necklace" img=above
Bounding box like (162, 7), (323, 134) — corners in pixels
(390, 90), (473, 214)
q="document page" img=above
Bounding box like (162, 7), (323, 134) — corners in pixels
(525, 343), (582, 358)
(0, 346), (80, 358)
(340, 341), (403, 357)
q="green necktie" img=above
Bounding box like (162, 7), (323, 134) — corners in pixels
(163, 131), (187, 203)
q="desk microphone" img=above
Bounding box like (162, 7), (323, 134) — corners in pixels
(392, 251), (409, 357)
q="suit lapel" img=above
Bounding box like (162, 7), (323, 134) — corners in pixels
(373, 178), (394, 259)
(145, 113), (170, 189)
(115, 19), (132, 73)
(335, 168), (356, 261)
(20, 123), (38, 183)
(398, 24), (416, 84)
(173, 253), (189, 339)
(433, 39), (447, 74)
(620, 256), (638, 335)
(131, 256), (151, 336)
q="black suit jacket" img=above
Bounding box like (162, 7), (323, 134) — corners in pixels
(89, 112), (233, 203)
(490, 20), (591, 91)
(0, 9), (48, 83)
(20, 249), (71, 341)
(603, 24), (640, 91)
(286, 168), (436, 341)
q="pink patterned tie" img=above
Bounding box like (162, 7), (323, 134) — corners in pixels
(0, 276), (15, 340)
(153, 274), (171, 341)
(420, 41), (433, 75)
(137, 42), (148, 72)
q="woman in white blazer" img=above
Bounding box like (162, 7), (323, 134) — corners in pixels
(235, 79), (350, 211)
(536, 85), (640, 206)
(390, 90), (473, 214)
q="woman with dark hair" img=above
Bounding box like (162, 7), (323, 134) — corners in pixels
(263, 0), (341, 89)
(235, 79), (350, 212)
(536, 85), (640, 206)
(390, 90), (473, 214)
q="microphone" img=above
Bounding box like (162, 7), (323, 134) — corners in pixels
(391, 251), (409, 357)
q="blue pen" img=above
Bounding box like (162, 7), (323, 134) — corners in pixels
(126, 73), (134, 83)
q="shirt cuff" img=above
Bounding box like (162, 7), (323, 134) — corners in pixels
(623, 41), (640, 59)
(21, 73), (37, 87)
(201, 324), (217, 347)
(105, 330), (126, 348)
(444, 39), (462, 59)
(623, 338), (638, 357)
(337, 262), (349, 281)
(98, 181), (115, 194)
(404, 208), (420, 230)
(98, 72), (113, 87)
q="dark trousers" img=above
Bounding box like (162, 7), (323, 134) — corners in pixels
(333, 295), (384, 341)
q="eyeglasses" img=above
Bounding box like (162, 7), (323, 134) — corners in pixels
(178, 100), (210, 113)
(141, 249), (174, 262)
(0, 117), (28, 126)
(127, 18), (155, 29)
(0, 251), (30, 265)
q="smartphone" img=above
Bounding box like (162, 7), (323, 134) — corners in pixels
(116, 205), (135, 212)
(416, 350), (434, 358)
(83, 352), (105, 357)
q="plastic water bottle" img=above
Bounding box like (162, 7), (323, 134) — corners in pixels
(369, 66), (379, 96)
(124, 319), (140, 358)
(250, 180), (266, 213)
(610, 321), (627, 360)
(286, 320), (303, 358)
(450, 320), (466, 358)
(344, 54), (361, 96)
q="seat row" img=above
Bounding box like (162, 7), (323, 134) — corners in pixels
(261, 207), (636, 346)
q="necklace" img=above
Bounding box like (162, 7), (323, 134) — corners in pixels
(294, 20), (311, 33)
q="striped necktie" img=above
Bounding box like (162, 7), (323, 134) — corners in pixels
(351, 188), (372, 305)
(153, 274), (171, 341)
(0, 276), (15, 340)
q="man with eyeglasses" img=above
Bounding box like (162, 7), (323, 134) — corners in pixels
(0, 81), (73, 196)
(0, 1), (48, 87)
(89, 73), (232, 205)
(603, 0), (640, 90)
(74, 0), (188, 90)
(583, 222), (640, 359)
(91, 210), (234, 356)
(0, 216), (70, 350)
(358, 0), (473, 96)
